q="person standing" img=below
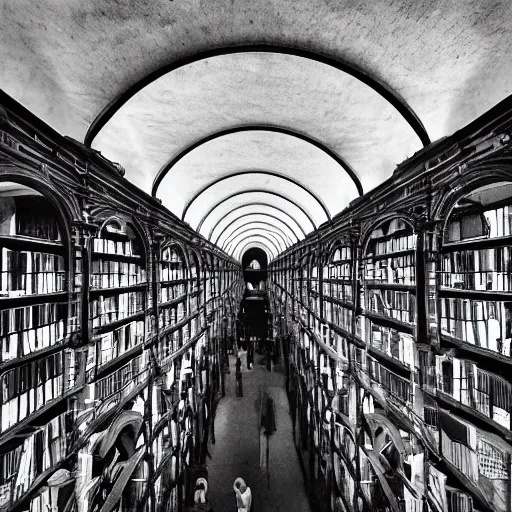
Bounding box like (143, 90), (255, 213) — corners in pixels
(233, 478), (252, 512)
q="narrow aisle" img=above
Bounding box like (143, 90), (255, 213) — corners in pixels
(207, 353), (312, 512)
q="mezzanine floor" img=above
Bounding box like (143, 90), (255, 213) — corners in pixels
(207, 351), (312, 512)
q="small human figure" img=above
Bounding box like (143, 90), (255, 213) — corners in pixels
(235, 357), (243, 397)
(190, 478), (213, 512)
(233, 477), (252, 512)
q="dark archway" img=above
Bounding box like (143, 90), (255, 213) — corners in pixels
(242, 247), (268, 270)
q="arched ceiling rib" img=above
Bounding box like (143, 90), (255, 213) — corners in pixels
(5, 0), (511, 149)
(151, 126), (363, 199)
(226, 233), (284, 258)
(196, 191), (316, 235)
(4, 1), (512, 237)
(239, 242), (273, 263)
(156, 130), (358, 220)
(220, 224), (291, 251)
(209, 204), (306, 241)
(221, 225), (289, 252)
(185, 175), (328, 231)
(182, 170), (331, 222)
(231, 235), (280, 260)
(86, 46), (428, 148)
(91, 52), (421, 212)
(214, 214), (298, 247)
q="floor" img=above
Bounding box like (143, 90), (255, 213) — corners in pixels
(206, 351), (312, 512)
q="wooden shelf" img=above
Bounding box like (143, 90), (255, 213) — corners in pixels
(433, 389), (512, 443)
(366, 345), (412, 378)
(365, 281), (415, 291)
(95, 343), (144, 380)
(93, 310), (145, 335)
(438, 287), (512, 301)
(0, 387), (80, 452)
(442, 234), (512, 252)
(159, 293), (187, 308)
(363, 310), (414, 334)
(368, 248), (415, 260)
(90, 282), (146, 296)
(0, 339), (69, 373)
(0, 234), (65, 253)
(440, 333), (512, 377)
(160, 278), (187, 286)
(323, 295), (354, 309)
(92, 251), (143, 263)
(0, 291), (67, 308)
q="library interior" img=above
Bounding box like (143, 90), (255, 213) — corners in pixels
(2, 1), (512, 512)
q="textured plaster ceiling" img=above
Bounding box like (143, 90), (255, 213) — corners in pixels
(3, 0), (512, 259)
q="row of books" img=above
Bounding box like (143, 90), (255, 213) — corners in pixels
(445, 487), (473, 512)
(437, 356), (511, 430)
(323, 262), (352, 280)
(160, 283), (186, 303)
(440, 410), (479, 479)
(92, 237), (141, 258)
(90, 291), (144, 328)
(162, 248), (182, 263)
(93, 352), (148, 401)
(365, 352), (413, 405)
(439, 270), (512, 291)
(160, 264), (186, 283)
(441, 247), (511, 274)
(1, 351), (66, 432)
(160, 303), (186, 329)
(155, 331), (181, 364)
(368, 289), (416, 324)
(2, 196), (62, 242)
(323, 283), (354, 302)
(331, 247), (352, 262)
(439, 297), (511, 355)
(365, 256), (416, 284)
(442, 433), (479, 483)
(440, 247), (512, 290)
(25, 487), (59, 512)
(369, 234), (417, 256)
(366, 321), (414, 367)
(0, 249), (66, 296)
(325, 303), (352, 331)
(91, 260), (146, 289)
(98, 320), (145, 366)
(484, 205), (512, 239)
(13, 413), (67, 501)
(0, 302), (67, 362)
(0, 412), (67, 508)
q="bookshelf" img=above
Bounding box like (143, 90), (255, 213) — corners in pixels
(323, 244), (354, 335)
(89, 218), (147, 381)
(363, 219), (417, 370)
(0, 182), (78, 512)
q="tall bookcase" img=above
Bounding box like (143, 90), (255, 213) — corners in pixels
(0, 182), (77, 512)
(89, 217), (147, 385)
(363, 219), (417, 374)
(434, 181), (512, 512)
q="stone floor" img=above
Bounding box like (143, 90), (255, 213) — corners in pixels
(206, 352), (312, 512)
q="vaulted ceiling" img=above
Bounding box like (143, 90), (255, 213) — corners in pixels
(2, 0), (512, 261)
